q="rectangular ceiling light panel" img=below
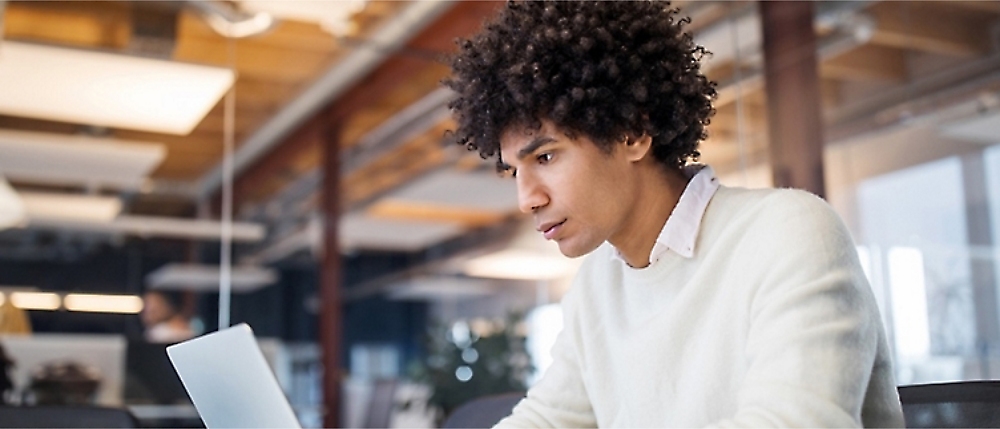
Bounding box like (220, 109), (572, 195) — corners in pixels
(0, 129), (166, 188)
(146, 263), (278, 292)
(0, 42), (235, 135)
(19, 192), (122, 223)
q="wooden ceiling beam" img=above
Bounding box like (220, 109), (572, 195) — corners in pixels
(365, 199), (507, 229)
(3, 1), (131, 49)
(821, 43), (907, 82)
(176, 12), (341, 54)
(867, 2), (993, 57)
(172, 40), (336, 83)
(948, 1), (1000, 14)
(231, 1), (504, 208)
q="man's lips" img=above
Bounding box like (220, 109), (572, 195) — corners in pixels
(537, 219), (566, 240)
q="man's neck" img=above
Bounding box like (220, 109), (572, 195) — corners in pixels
(611, 166), (689, 268)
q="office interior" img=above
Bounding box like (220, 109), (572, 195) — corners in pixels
(0, 1), (998, 427)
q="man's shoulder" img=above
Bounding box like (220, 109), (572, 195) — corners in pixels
(713, 185), (835, 221)
(708, 185), (850, 250)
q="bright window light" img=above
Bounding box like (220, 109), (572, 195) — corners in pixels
(10, 292), (61, 311)
(0, 42), (234, 135)
(856, 245), (872, 284)
(64, 294), (144, 314)
(526, 303), (563, 385)
(888, 247), (931, 360)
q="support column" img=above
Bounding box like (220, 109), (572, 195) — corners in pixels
(961, 152), (999, 378)
(760, 1), (826, 197)
(320, 113), (345, 428)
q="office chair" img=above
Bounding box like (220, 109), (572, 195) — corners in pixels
(441, 392), (524, 428)
(898, 380), (1000, 428)
(0, 405), (138, 428)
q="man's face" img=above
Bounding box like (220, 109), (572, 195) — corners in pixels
(140, 292), (173, 327)
(499, 120), (640, 258)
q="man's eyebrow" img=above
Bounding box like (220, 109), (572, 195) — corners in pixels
(516, 137), (557, 161)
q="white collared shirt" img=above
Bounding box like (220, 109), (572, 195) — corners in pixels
(612, 164), (719, 266)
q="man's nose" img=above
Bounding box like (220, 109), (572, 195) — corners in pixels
(516, 174), (548, 213)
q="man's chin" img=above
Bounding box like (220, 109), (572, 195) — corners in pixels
(556, 240), (599, 259)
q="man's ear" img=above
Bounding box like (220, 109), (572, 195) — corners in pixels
(622, 134), (653, 162)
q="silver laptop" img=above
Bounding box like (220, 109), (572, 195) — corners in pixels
(167, 323), (302, 429)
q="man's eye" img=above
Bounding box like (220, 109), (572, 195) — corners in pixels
(537, 153), (553, 164)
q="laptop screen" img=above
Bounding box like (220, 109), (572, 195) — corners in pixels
(167, 324), (301, 429)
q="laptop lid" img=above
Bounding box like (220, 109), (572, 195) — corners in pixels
(166, 323), (301, 429)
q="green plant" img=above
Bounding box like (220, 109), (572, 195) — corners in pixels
(410, 313), (533, 417)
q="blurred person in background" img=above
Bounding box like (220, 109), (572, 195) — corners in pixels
(445, 1), (904, 427)
(141, 290), (193, 343)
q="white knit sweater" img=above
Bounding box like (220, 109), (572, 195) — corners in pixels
(497, 186), (905, 428)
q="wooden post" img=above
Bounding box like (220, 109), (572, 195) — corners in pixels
(320, 111), (345, 428)
(760, 1), (826, 197)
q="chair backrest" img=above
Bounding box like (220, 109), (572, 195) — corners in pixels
(0, 405), (137, 428)
(441, 392), (524, 429)
(898, 381), (1000, 428)
(364, 379), (398, 428)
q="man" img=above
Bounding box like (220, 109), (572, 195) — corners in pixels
(444, 1), (904, 427)
(140, 290), (194, 343)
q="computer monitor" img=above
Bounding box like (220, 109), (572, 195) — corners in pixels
(123, 341), (190, 405)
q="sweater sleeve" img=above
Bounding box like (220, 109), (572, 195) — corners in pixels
(494, 282), (598, 428)
(707, 191), (893, 428)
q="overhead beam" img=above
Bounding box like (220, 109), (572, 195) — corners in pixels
(821, 43), (907, 82)
(2, 1), (131, 49)
(867, 1), (992, 57)
(228, 1), (503, 208)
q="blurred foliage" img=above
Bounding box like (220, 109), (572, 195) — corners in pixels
(408, 312), (532, 417)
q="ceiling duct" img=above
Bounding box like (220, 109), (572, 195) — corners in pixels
(128, 1), (181, 58)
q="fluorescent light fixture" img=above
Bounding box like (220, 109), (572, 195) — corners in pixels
(0, 173), (26, 230)
(146, 263), (278, 292)
(0, 129), (166, 189)
(464, 249), (580, 281)
(386, 277), (495, 301)
(64, 294), (144, 314)
(20, 192), (122, 223)
(10, 292), (61, 311)
(0, 41), (234, 135)
(25, 214), (265, 242)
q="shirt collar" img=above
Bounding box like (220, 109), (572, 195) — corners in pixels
(612, 164), (719, 266)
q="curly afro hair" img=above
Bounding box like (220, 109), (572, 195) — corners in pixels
(445, 1), (717, 171)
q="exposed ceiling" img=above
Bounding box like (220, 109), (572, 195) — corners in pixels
(1, 1), (999, 291)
